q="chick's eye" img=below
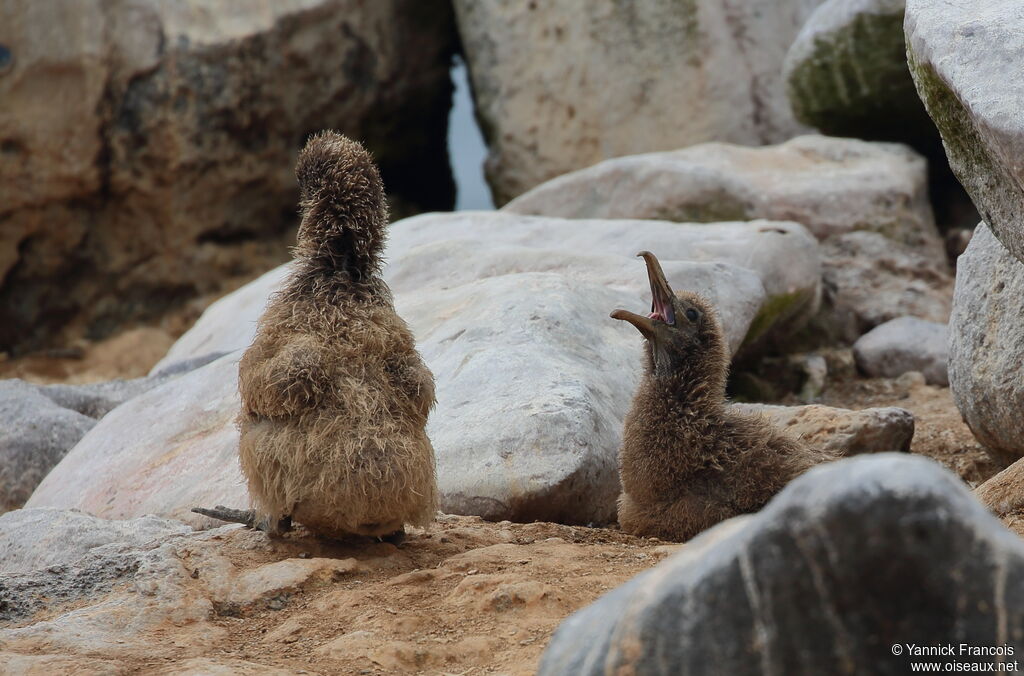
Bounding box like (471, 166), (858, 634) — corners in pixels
(685, 308), (699, 322)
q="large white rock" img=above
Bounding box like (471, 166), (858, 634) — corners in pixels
(504, 136), (951, 335)
(906, 0), (1024, 263)
(505, 136), (939, 250)
(948, 223), (1024, 462)
(37, 213), (822, 525)
(453, 0), (824, 204)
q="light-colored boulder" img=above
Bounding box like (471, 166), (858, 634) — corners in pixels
(784, 0), (937, 151)
(539, 455), (1024, 674)
(35, 213), (822, 525)
(504, 136), (951, 336)
(0, 509), (363, 660)
(821, 230), (952, 337)
(28, 353), (248, 524)
(948, 223), (1024, 461)
(732, 403), (915, 455)
(454, 0), (825, 204)
(976, 458), (1024, 538)
(907, 0), (1024, 263)
(0, 507), (190, 574)
(505, 135), (939, 248)
(853, 316), (948, 385)
(0, 0), (456, 354)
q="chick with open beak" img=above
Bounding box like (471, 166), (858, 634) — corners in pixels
(611, 251), (837, 542)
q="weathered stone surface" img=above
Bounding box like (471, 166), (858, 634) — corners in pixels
(853, 316), (948, 385)
(505, 135), (939, 248)
(784, 0), (937, 151)
(0, 509), (362, 660)
(821, 231), (953, 340)
(0, 381), (96, 512)
(0, 507), (190, 574)
(454, 0), (825, 204)
(0, 354), (224, 511)
(504, 136), (951, 338)
(33, 213), (821, 525)
(732, 403), (915, 455)
(949, 223), (1024, 462)
(907, 0), (1024, 263)
(27, 353), (249, 525)
(0, 0), (456, 354)
(539, 454), (1024, 674)
(976, 458), (1024, 539)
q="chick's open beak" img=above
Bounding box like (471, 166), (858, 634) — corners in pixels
(610, 251), (676, 338)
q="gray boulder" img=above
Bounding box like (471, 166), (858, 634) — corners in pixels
(504, 136), (952, 337)
(453, 0), (824, 204)
(949, 223), (1024, 462)
(539, 454), (1024, 674)
(0, 507), (189, 575)
(907, 0), (1024, 263)
(784, 0), (937, 151)
(0, 381), (96, 512)
(0, 352), (227, 511)
(853, 316), (948, 385)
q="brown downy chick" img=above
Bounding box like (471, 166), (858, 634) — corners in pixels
(611, 251), (836, 542)
(203, 131), (437, 540)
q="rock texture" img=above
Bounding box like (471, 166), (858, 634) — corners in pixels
(454, 0), (825, 204)
(539, 454), (1024, 674)
(30, 213), (822, 525)
(948, 223), (1024, 462)
(0, 0), (456, 354)
(505, 135), (952, 336)
(907, 0), (1024, 262)
(853, 316), (948, 385)
(976, 458), (1024, 538)
(732, 403), (915, 455)
(0, 353), (224, 511)
(0, 381), (97, 512)
(784, 0), (936, 150)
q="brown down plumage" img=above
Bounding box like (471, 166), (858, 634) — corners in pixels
(233, 130), (437, 539)
(611, 251), (838, 542)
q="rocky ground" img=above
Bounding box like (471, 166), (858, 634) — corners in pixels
(0, 326), (1012, 675)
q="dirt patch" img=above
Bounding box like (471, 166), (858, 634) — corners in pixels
(121, 516), (677, 675)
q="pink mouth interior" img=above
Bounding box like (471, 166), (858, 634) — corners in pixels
(649, 292), (673, 324)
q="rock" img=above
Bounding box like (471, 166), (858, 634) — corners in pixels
(0, 507), (190, 574)
(0, 0), (457, 355)
(0, 508), (357, 659)
(31, 213), (822, 525)
(0, 355), (224, 511)
(976, 458), (1024, 538)
(27, 353), (249, 525)
(453, 0), (825, 204)
(0, 381), (96, 512)
(505, 135), (939, 248)
(504, 135), (952, 337)
(539, 454), (1024, 674)
(906, 0), (1024, 263)
(948, 223), (1024, 462)
(821, 230), (952, 338)
(784, 0), (937, 151)
(150, 265), (291, 374)
(731, 403), (914, 455)
(853, 316), (948, 385)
